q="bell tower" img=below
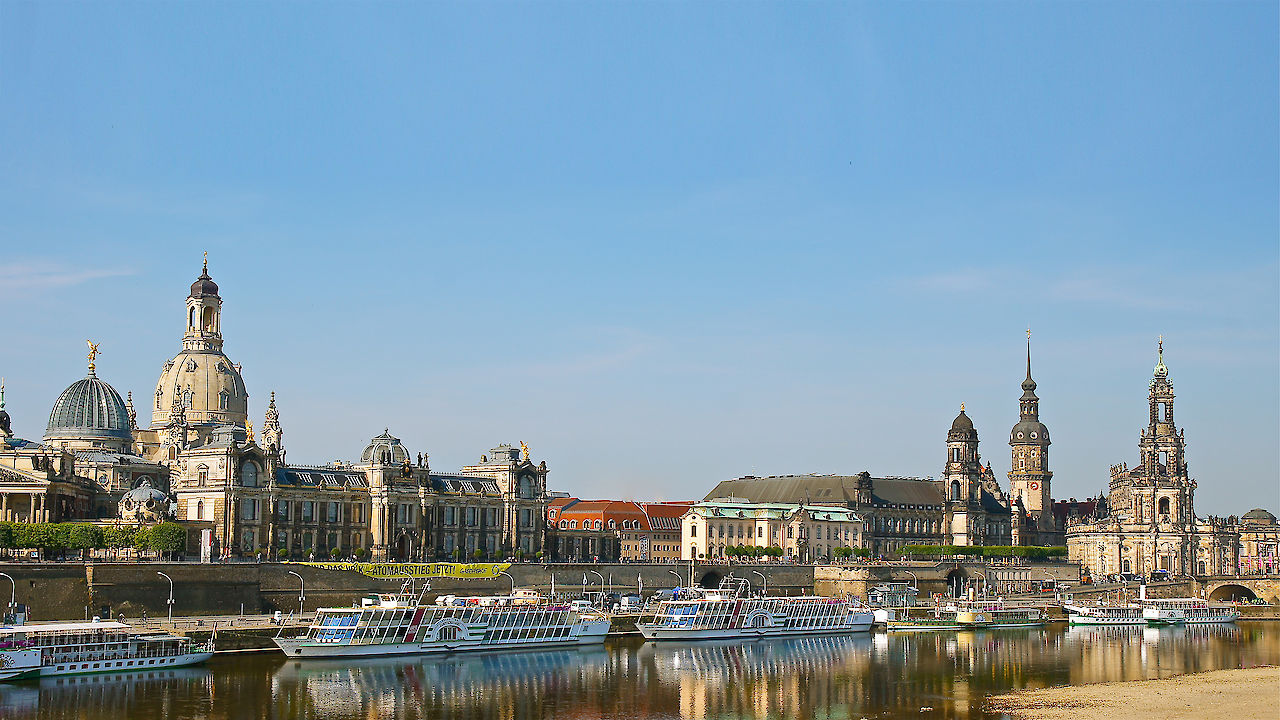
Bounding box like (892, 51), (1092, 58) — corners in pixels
(184, 253), (223, 352)
(1008, 330), (1053, 538)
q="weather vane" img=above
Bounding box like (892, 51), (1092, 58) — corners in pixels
(86, 340), (101, 373)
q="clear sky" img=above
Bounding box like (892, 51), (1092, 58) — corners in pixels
(1, 2), (1276, 516)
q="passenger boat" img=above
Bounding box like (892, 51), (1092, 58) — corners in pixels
(636, 579), (874, 640)
(885, 606), (964, 632)
(1065, 602), (1145, 626)
(888, 600), (1045, 631)
(1142, 598), (1238, 625)
(948, 600), (1046, 628)
(274, 583), (611, 659)
(0, 619), (214, 681)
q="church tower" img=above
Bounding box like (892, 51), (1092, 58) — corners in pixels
(943, 405), (985, 545)
(1008, 331), (1053, 540)
(1132, 338), (1193, 525)
(152, 256), (249, 429)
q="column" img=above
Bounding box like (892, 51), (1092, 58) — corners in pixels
(1, 493), (7, 522)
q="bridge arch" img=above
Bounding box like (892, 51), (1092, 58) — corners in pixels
(946, 568), (969, 597)
(1208, 584), (1258, 602)
(697, 570), (724, 589)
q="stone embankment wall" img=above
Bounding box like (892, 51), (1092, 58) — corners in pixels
(0, 562), (821, 620)
(814, 562), (1080, 598)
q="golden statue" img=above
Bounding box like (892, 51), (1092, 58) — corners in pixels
(246, 420), (255, 443)
(960, 402), (966, 412)
(86, 340), (101, 373)
(520, 441), (530, 462)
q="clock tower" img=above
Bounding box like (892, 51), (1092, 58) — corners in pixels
(1008, 331), (1053, 542)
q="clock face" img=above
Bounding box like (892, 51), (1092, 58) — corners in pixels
(1029, 481), (1039, 490)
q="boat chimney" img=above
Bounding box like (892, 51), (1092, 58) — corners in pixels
(1139, 584), (1147, 601)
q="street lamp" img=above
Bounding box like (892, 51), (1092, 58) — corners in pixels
(752, 570), (768, 596)
(0, 572), (14, 621)
(288, 571), (306, 616)
(589, 571), (605, 609)
(499, 571), (517, 594)
(668, 570), (682, 589)
(903, 570), (918, 589)
(156, 572), (174, 625)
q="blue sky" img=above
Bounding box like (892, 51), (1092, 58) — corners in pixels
(1, 2), (1276, 515)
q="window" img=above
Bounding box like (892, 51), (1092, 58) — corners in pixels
(1158, 497), (1171, 516)
(219, 391), (230, 411)
(276, 500), (289, 519)
(559, 519), (567, 529)
(196, 500), (205, 520)
(241, 462), (258, 487)
(593, 520), (602, 530)
(327, 502), (340, 523)
(444, 507), (456, 526)
(521, 509), (532, 528)
(197, 466), (209, 486)
(466, 507), (477, 527)
(690, 525), (697, 538)
(302, 502), (314, 523)
(608, 520), (616, 530)
(787, 527), (794, 539)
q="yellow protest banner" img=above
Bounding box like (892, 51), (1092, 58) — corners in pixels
(290, 561), (512, 579)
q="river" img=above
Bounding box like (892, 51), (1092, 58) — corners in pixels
(0, 623), (1275, 719)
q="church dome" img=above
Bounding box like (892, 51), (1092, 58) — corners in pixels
(46, 371), (132, 444)
(151, 350), (248, 428)
(361, 430), (410, 465)
(118, 480), (174, 524)
(190, 270), (219, 298)
(948, 409), (977, 440)
(1010, 419), (1050, 444)
(1241, 508), (1276, 526)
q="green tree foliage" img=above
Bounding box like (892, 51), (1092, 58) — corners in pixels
(148, 523), (186, 558)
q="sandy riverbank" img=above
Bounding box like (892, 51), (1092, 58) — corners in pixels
(986, 666), (1280, 720)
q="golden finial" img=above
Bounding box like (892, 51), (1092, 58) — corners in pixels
(203, 251), (208, 273)
(520, 441), (530, 462)
(86, 340), (101, 374)
(960, 402), (965, 412)
(246, 419), (255, 443)
(1026, 326), (1031, 340)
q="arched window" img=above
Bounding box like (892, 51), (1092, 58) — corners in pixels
(951, 480), (961, 500)
(593, 519), (602, 530)
(196, 500), (204, 520)
(202, 306), (216, 332)
(1159, 497), (1171, 516)
(197, 465), (209, 486)
(559, 520), (567, 529)
(569, 520), (577, 529)
(241, 462), (259, 487)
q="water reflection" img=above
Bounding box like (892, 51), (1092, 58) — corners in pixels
(0, 624), (1275, 720)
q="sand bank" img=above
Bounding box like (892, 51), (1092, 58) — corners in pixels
(986, 666), (1280, 720)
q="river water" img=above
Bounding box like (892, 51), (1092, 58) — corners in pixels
(0, 623), (1275, 719)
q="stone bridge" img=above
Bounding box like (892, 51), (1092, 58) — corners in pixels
(1193, 575), (1280, 604)
(815, 561), (1080, 598)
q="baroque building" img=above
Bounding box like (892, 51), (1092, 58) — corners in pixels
(1066, 341), (1238, 577)
(1, 259), (551, 562)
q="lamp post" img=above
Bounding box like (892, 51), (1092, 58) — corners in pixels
(752, 570), (768, 596)
(903, 570), (918, 589)
(156, 572), (174, 625)
(589, 571), (605, 609)
(288, 571), (306, 616)
(499, 571), (516, 594)
(668, 569), (682, 589)
(0, 572), (14, 621)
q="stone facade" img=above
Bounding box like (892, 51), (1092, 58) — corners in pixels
(545, 498), (690, 563)
(1067, 342), (1239, 577)
(0, 260), (551, 562)
(681, 499), (863, 562)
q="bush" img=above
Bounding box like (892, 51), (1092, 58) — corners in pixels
(329, 547), (343, 560)
(352, 547), (367, 560)
(472, 549), (484, 561)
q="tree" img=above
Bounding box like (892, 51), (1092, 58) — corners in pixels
(472, 548), (485, 561)
(329, 547), (343, 560)
(68, 524), (102, 560)
(148, 523), (186, 560)
(352, 547), (367, 560)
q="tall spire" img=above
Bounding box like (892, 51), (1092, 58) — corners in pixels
(1153, 335), (1168, 378)
(1026, 327), (1032, 380)
(0, 377), (5, 410)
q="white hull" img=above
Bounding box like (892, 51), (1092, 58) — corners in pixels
(638, 618), (873, 641)
(0, 651), (212, 681)
(276, 623), (610, 659)
(1068, 614), (1144, 626)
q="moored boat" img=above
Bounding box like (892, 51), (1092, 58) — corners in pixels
(1065, 602), (1145, 626)
(0, 619), (213, 681)
(948, 600), (1046, 629)
(636, 579), (874, 640)
(274, 583), (610, 659)
(1142, 598), (1238, 625)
